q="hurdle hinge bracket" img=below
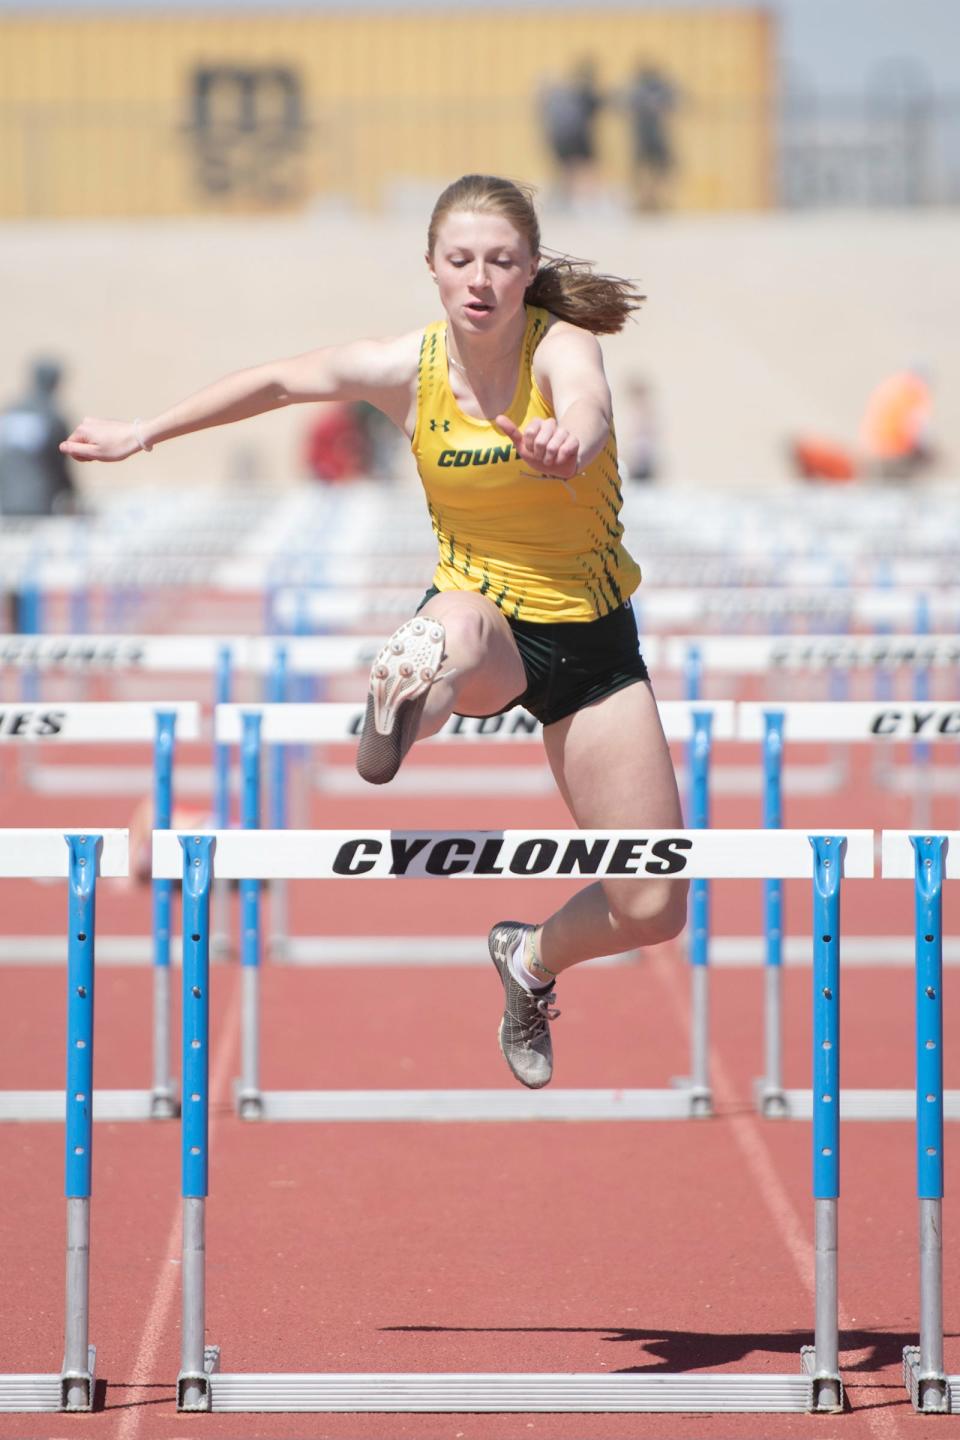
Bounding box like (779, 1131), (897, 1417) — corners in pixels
(903, 1345), (951, 1413)
(752, 1076), (790, 1118)
(800, 1346), (844, 1413)
(234, 1082), (264, 1120)
(150, 1083), (180, 1120)
(60, 1344), (96, 1412)
(177, 1345), (220, 1412)
(670, 1077), (713, 1118)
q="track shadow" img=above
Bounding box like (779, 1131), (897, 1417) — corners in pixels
(384, 1323), (940, 1376)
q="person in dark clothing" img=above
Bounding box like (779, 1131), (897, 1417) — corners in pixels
(538, 59), (604, 208)
(622, 63), (679, 213)
(0, 358), (77, 516)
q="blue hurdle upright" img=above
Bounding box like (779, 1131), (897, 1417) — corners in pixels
(0, 829), (128, 1413)
(884, 830), (960, 1413)
(154, 825), (873, 1414)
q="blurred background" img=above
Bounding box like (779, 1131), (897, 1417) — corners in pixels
(0, 0), (958, 497)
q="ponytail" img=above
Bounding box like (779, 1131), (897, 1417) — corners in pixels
(525, 254), (645, 336)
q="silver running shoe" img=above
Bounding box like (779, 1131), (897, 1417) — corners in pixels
(489, 921), (560, 1089)
(356, 616), (446, 785)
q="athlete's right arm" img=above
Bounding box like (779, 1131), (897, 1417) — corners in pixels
(59, 334), (421, 463)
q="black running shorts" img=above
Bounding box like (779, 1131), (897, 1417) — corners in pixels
(417, 588), (650, 727)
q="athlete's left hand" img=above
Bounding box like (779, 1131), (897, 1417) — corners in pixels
(495, 415), (581, 480)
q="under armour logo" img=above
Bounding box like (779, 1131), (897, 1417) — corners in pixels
(429, 419), (450, 432)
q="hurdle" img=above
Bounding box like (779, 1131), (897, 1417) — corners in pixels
(0, 829), (128, 1412)
(738, 702), (960, 1120)
(214, 700), (733, 1120)
(155, 825), (871, 1413)
(883, 831), (960, 1413)
(0, 703), (198, 1121)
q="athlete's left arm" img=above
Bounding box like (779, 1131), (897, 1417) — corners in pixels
(496, 323), (612, 480)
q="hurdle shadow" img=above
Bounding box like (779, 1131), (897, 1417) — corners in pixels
(384, 1323), (929, 1377)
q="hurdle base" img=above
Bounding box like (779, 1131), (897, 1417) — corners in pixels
(800, 1345), (844, 1414)
(670, 1077), (713, 1118)
(248, 1088), (704, 1122)
(194, 1361), (827, 1413)
(780, 1089), (960, 1122)
(177, 1345), (221, 1412)
(0, 1090), (165, 1122)
(0, 1344), (95, 1413)
(903, 1346), (952, 1413)
(752, 1077), (789, 1118)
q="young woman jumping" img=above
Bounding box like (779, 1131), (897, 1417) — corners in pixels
(61, 173), (688, 1089)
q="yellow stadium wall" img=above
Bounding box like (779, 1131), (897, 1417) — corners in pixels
(0, 9), (775, 219)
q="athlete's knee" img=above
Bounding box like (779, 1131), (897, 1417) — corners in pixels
(424, 600), (492, 671)
(611, 879), (688, 946)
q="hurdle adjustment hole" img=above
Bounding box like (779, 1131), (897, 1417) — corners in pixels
(76, 986), (87, 998)
(75, 1093), (85, 1103)
(925, 935), (935, 943)
(926, 987), (937, 999)
(191, 934), (200, 943)
(927, 1095), (937, 1103)
(192, 986), (202, 998)
(76, 1039), (86, 1049)
(822, 1040), (832, 1050)
(926, 1041), (937, 1050)
(822, 987), (833, 1000)
(76, 933), (87, 943)
(822, 935), (832, 943)
(823, 1094), (833, 1103)
(927, 1148), (938, 1157)
(190, 1146), (201, 1156)
(821, 1147), (833, 1157)
(74, 1147), (84, 1156)
(191, 1039), (201, 1050)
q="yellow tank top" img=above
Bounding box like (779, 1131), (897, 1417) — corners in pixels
(411, 305), (641, 623)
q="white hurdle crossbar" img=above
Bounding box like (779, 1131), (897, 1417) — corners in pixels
(214, 701), (734, 1120)
(0, 830), (128, 1413)
(160, 827), (871, 1414)
(0, 703), (199, 1121)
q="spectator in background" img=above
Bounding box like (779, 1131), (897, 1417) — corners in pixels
(859, 363), (933, 480)
(617, 374), (660, 482)
(0, 357), (77, 515)
(622, 62), (679, 213)
(538, 59), (604, 209)
(304, 399), (403, 483)
(789, 362), (935, 484)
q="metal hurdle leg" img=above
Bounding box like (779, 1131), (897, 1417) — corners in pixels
(0, 834), (101, 1412)
(236, 713), (263, 1118)
(755, 713), (788, 1117)
(177, 835), (220, 1411)
(155, 826), (860, 1414)
(902, 835), (951, 1413)
(672, 709), (713, 1117)
(151, 712), (180, 1118)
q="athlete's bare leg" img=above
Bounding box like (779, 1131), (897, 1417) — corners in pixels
(414, 591), (527, 734)
(532, 680), (687, 977)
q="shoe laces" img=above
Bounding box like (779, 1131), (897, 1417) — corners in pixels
(514, 986), (560, 1042)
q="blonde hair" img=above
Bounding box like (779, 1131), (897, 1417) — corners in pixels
(427, 174), (644, 336)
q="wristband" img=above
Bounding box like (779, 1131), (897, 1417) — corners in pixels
(132, 418), (153, 453)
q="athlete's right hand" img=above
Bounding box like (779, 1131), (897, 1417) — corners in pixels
(60, 419), (143, 463)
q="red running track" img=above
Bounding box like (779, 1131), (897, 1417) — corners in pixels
(0, 735), (958, 1440)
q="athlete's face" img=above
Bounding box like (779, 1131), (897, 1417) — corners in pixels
(428, 211), (539, 332)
